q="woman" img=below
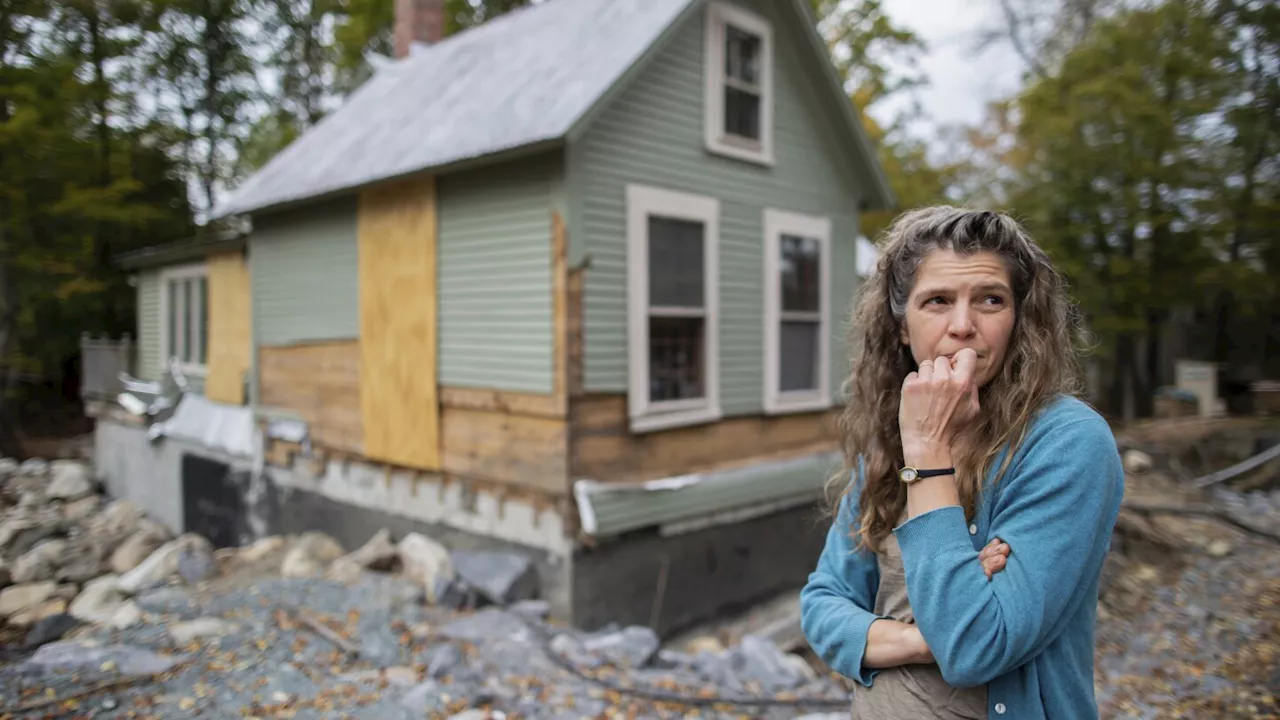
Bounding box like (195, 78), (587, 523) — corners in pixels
(799, 206), (1124, 719)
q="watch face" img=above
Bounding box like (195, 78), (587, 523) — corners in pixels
(900, 468), (918, 483)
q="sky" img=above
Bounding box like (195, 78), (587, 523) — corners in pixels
(872, 0), (1029, 139)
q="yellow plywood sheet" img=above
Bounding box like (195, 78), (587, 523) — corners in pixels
(205, 251), (251, 405)
(358, 175), (440, 470)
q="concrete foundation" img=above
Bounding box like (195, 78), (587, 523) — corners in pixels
(92, 415), (826, 637)
(571, 501), (831, 637)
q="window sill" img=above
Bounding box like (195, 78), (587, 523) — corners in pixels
(629, 404), (723, 434)
(764, 393), (833, 416)
(706, 136), (774, 167)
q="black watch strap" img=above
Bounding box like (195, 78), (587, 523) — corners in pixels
(916, 467), (956, 479)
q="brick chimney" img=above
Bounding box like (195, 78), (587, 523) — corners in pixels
(394, 0), (444, 59)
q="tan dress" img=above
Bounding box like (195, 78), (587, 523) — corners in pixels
(851, 529), (988, 719)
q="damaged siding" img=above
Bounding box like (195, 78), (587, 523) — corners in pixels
(135, 270), (162, 382)
(572, 0), (862, 413)
(437, 153), (557, 394)
(250, 198), (360, 347)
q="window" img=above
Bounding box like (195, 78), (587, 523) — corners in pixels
(763, 209), (831, 413)
(704, 2), (773, 165)
(159, 263), (208, 375)
(627, 184), (721, 433)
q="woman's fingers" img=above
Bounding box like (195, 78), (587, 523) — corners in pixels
(980, 537), (1011, 580)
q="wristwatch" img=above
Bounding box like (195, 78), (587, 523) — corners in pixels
(898, 466), (956, 484)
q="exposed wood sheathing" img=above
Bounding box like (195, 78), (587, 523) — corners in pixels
(570, 395), (840, 484)
(259, 341), (363, 453)
(204, 251), (252, 404)
(357, 175), (441, 471)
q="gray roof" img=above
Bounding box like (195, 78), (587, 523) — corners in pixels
(214, 0), (894, 219)
(214, 0), (696, 218)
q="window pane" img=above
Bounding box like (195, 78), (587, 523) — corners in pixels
(197, 277), (208, 365)
(649, 316), (705, 402)
(780, 234), (820, 312)
(724, 86), (761, 140)
(182, 279), (192, 363)
(648, 216), (704, 308)
(725, 25), (760, 85)
(167, 280), (177, 360)
(780, 320), (819, 392)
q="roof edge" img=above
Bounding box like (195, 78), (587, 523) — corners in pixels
(116, 229), (248, 271)
(790, 0), (896, 212)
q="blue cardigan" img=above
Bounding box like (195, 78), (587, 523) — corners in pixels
(799, 395), (1124, 720)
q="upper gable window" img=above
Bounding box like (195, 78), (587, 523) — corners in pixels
(704, 2), (774, 166)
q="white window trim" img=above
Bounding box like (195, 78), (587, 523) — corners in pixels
(627, 184), (722, 434)
(763, 209), (832, 414)
(158, 262), (209, 378)
(703, 1), (775, 166)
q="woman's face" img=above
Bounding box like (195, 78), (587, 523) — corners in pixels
(899, 248), (1016, 388)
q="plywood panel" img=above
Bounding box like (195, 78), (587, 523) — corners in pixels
(570, 395), (840, 484)
(440, 406), (568, 494)
(205, 251), (252, 405)
(259, 341), (363, 453)
(358, 175), (440, 471)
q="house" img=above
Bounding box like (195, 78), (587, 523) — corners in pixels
(91, 0), (894, 635)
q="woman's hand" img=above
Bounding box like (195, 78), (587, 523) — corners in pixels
(899, 348), (982, 464)
(979, 537), (1011, 580)
(899, 625), (935, 664)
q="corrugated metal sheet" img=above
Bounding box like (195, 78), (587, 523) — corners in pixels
(574, 0), (863, 411)
(250, 198), (360, 345)
(574, 450), (843, 537)
(135, 270), (161, 382)
(438, 154), (556, 393)
(213, 0), (696, 219)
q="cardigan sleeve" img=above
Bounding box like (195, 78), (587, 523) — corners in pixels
(893, 414), (1125, 688)
(798, 472), (886, 687)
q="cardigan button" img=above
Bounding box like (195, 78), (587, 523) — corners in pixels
(995, 702), (1007, 714)
(968, 524), (978, 535)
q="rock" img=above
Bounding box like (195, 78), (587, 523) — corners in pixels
(344, 528), (399, 571)
(7, 597), (68, 627)
(1207, 539), (1233, 557)
(448, 711), (506, 720)
(69, 574), (128, 625)
(339, 665), (420, 687)
(0, 509), (66, 557)
(726, 634), (805, 691)
(12, 538), (68, 584)
(581, 625), (661, 669)
(19, 458), (48, 476)
(0, 457), (17, 476)
(56, 541), (106, 584)
(117, 533), (213, 595)
(1123, 449), (1154, 474)
(50, 583), (80, 601)
(110, 526), (169, 574)
(23, 640), (188, 678)
(424, 643), (465, 679)
(401, 680), (449, 714)
(0, 580), (58, 617)
(47, 460), (93, 500)
(451, 549), (538, 606)
(87, 499), (145, 546)
(509, 599), (550, 621)
(281, 532), (345, 578)
(238, 535), (287, 564)
(0, 557), (9, 587)
(437, 608), (528, 642)
(24, 612), (79, 647)
(325, 557), (366, 584)
(61, 494), (101, 521)
(176, 544), (216, 584)
(169, 617), (237, 645)
(433, 576), (483, 610)
(110, 600), (142, 629)
(685, 635), (726, 654)
(397, 533), (454, 604)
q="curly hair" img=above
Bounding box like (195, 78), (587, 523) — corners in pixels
(831, 206), (1086, 553)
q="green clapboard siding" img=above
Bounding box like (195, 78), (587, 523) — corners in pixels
(573, 0), (864, 414)
(249, 197), (360, 346)
(576, 449), (843, 537)
(438, 152), (557, 394)
(135, 270), (162, 382)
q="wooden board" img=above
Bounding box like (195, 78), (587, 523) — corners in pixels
(439, 386), (563, 419)
(259, 341), (363, 453)
(357, 174), (440, 471)
(551, 211), (569, 414)
(440, 405), (568, 494)
(204, 251), (251, 405)
(570, 395), (840, 484)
